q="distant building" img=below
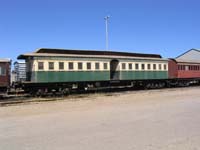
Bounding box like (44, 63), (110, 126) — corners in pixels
(11, 70), (17, 84)
(14, 61), (26, 82)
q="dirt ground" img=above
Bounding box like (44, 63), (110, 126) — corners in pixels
(0, 87), (200, 150)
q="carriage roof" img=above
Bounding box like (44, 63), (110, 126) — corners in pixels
(18, 48), (164, 61)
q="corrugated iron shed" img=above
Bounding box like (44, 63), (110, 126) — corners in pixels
(176, 49), (200, 63)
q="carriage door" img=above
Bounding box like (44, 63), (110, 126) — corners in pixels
(110, 59), (119, 80)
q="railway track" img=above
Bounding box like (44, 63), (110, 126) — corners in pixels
(1, 84), (200, 107)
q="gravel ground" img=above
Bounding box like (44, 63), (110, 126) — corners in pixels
(0, 87), (200, 150)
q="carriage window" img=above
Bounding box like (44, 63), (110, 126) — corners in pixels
(183, 65), (185, 70)
(68, 62), (74, 70)
(87, 62), (91, 70)
(135, 64), (139, 70)
(122, 63), (126, 70)
(178, 65), (182, 70)
(104, 63), (108, 70)
(49, 62), (54, 70)
(59, 62), (64, 70)
(159, 64), (162, 70)
(38, 62), (44, 70)
(153, 64), (156, 70)
(128, 63), (132, 70)
(95, 63), (99, 70)
(0, 66), (6, 75)
(141, 64), (145, 70)
(179, 65), (185, 70)
(164, 64), (167, 70)
(185, 66), (189, 71)
(147, 64), (151, 70)
(78, 62), (83, 70)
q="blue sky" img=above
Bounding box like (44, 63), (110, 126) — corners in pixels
(0, 0), (200, 62)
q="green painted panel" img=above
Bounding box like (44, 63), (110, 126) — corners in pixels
(120, 71), (168, 80)
(29, 70), (168, 83)
(31, 71), (110, 82)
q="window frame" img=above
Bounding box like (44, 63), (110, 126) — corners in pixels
(164, 64), (167, 70)
(59, 62), (64, 70)
(0, 66), (6, 76)
(147, 64), (151, 70)
(68, 62), (74, 70)
(103, 63), (108, 70)
(87, 62), (91, 70)
(122, 63), (126, 70)
(78, 62), (83, 70)
(95, 62), (100, 70)
(38, 62), (44, 70)
(135, 63), (139, 70)
(153, 64), (157, 70)
(159, 64), (162, 70)
(48, 62), (54, 70)
(141, 64), (145, 70)
(128, 63), (132, 70)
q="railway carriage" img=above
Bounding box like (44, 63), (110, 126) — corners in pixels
(168, 49), (200, 86)
(18, 48), (168, 94)
(169, 59), (200, 79)
(0, 59), (11, 93)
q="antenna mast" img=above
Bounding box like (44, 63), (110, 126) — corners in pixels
(104, 15), (110, 50)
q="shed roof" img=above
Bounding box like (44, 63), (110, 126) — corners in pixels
(18, 48), (162, 59)
(175, 49), (200, 63)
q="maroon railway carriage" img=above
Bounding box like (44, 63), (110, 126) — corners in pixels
(168, 59), (200, 79)
(168, 49), (200, 80)
(0, 59), (11, 92)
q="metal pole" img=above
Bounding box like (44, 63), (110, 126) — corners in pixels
(104, 16), (110, 50)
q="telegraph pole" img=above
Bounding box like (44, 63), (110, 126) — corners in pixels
(104, 15), (110, 50)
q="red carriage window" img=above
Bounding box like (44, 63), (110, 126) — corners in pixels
(178, 65), (181, 70)
(185, 66), (189, 71)
(183, 65), (185, 70)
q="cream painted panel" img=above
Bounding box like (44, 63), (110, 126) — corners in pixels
(34, 60), (110, 71)
(118, 61), (168, 71)
(33, 59), (167, 72)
